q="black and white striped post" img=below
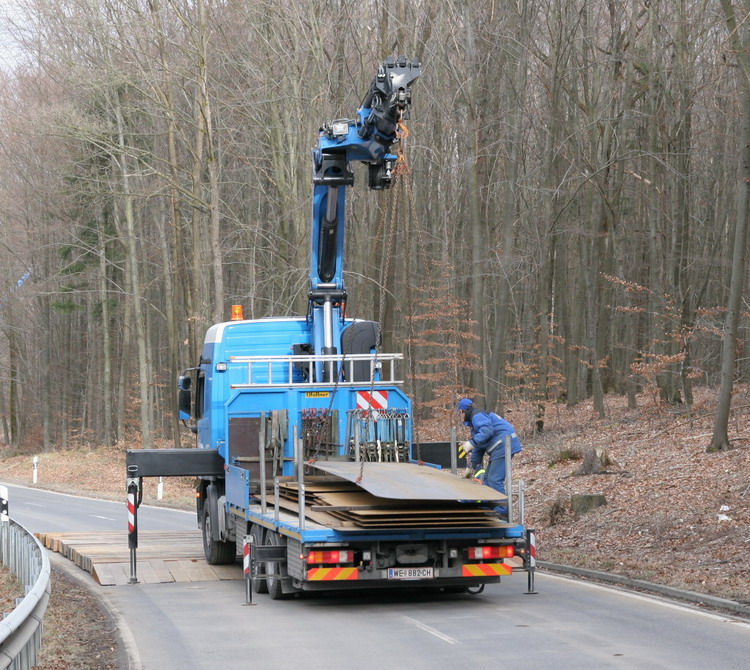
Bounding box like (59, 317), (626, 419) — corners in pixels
(0, 485), (8, 520)
(127, 470), (139, 584)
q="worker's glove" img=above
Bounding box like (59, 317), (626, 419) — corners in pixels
(473, 468), (486, 483)
(463, 467), (475, 479)
(458, 440), (474, 459)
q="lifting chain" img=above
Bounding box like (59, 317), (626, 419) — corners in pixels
(356, 116), (419, 482)
(394, 118), (424, 464)
(307, 360), (344, 465)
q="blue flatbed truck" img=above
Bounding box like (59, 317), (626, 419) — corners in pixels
(126, 58), (536, 598)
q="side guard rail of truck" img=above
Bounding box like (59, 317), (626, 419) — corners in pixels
(126, 448), (225, 478)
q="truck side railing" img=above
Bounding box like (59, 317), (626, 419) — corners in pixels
(229, 353), (403, 387)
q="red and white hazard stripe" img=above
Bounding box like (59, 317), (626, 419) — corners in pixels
(356, 390), (389, 412)
(127, 492), (136, 534)
(528, 531), (537, 567)
(243, 538), (251, 575)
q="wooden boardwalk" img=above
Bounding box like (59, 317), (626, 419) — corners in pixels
(36, 530), (242, 586)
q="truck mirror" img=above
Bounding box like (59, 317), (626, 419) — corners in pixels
(178, 376), (192, 420)
(178, 389), (192, 420)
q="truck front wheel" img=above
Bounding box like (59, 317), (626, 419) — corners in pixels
(201, 504), (235, 565)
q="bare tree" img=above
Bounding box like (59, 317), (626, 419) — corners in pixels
(710, 0), (750, 452)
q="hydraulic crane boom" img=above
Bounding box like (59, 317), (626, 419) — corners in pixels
(308, 56), (420, 380)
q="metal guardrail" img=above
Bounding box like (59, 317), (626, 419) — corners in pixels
(0, 518), (51, 669)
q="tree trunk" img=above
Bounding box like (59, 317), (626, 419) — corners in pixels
(462, 9), (486, 399)
(114, 93), (153, 449)
(8, 327), (19, 445)
(710, 1), (750, 452)
(98, 227), (113, 447)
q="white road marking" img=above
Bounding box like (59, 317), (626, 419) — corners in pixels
(540, 572), (750, 628)
(24, 502), (45, 507)
(402, 616), (459, 644)
(91, 515), (115, 521)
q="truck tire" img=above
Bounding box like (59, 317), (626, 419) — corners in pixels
(250, 524), (268, 594)
(265, 530), (288, 600)
(201, 504), (235, 565)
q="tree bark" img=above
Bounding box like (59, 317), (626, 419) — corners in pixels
(114, 92), (153, 449)
(710, 0), (750, 451)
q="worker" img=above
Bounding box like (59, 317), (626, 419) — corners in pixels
(458, 398), (522, 516)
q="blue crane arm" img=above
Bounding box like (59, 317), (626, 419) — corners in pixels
(308, 57), (420, 378)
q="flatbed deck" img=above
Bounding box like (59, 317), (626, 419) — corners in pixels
(36, 530), (242, 586)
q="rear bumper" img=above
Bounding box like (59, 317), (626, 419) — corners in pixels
(295, 562), (511, 590)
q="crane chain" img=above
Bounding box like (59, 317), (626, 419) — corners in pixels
(392, 120), (423, 464)
(400, 141), (423, 464)
(357, 116), (421, 482)
(307, 351), (346, 465)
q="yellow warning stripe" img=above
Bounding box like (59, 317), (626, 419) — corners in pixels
(462, 563), (512, 577)
(307, 567), (359, 581)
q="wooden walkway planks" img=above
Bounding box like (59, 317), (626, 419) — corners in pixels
(36, 530), (242, 586)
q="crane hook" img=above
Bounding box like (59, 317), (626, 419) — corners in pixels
(392, 119), (411, 177)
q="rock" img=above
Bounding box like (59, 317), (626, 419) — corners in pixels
(571, 493), (607, 516)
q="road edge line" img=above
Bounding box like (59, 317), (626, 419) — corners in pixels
(538, 561), (750, 618)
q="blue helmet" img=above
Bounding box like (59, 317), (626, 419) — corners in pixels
(457, 398), (474, 412)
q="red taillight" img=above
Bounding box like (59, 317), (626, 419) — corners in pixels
(306, 550), (355, 565)
(467, 545), (514, 560)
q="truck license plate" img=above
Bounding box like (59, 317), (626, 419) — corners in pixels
(387, 567), (434, 580)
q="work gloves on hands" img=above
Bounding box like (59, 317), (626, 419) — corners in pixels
(458, 440), (474, 459)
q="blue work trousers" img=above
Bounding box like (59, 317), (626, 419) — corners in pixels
(485, 455), (513, 515)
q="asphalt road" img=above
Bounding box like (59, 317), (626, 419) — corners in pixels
(2, 482), (196, 533)
(5, 482), (750, 670)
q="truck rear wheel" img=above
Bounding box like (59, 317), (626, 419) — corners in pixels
(265, 530), (288, 600)
(250, 524), (268, 594)
(201, 504), (235, 565)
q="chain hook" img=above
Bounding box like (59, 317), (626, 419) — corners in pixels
(393, 119), (410, 177)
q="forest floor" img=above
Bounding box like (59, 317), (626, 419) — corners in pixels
(0, 385), (748, 667)
(520, 387), (750, 603)
(422, 384), (750, 604)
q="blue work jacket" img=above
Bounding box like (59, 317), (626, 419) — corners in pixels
(465, 410), (522, 469)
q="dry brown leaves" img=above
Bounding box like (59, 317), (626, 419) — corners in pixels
(502, 387), (750, 603)
(34, 564), (120, 670)
(0, 565), (23, 614)
(0, 440), (196, 510)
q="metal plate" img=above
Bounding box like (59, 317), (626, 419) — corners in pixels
(309, 462), (507, 501)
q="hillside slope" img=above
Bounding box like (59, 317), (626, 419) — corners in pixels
(515, 387), (750, 602)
